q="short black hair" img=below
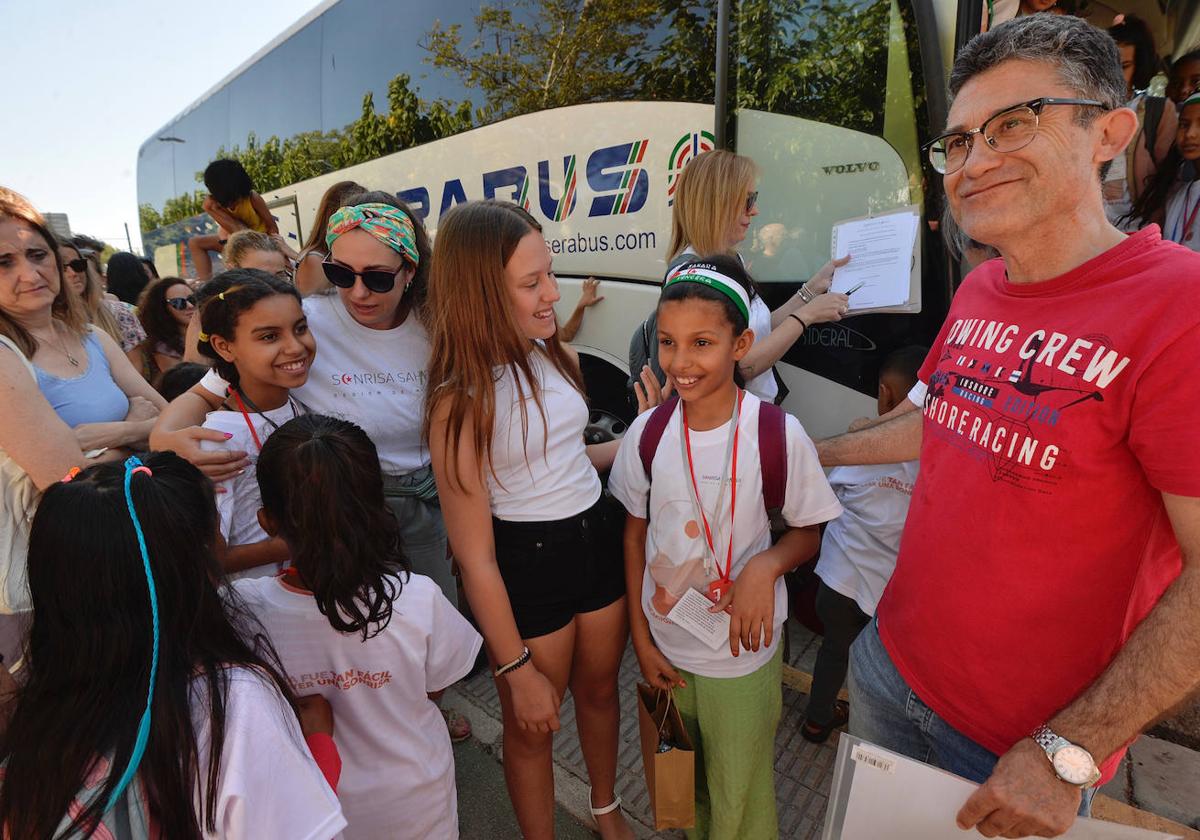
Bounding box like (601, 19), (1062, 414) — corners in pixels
(880, 345), (928, 389)
(196, 269), (300, 387)
(202, 159), (254, 207)
(158, 362), (209, 402)
(105, 251), (150, 305)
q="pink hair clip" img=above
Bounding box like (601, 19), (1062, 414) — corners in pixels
(61, 466), (82, 483)
(130, 466), (154, 478)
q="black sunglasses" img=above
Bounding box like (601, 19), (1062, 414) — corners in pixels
(64, 258), (88, 273)
(321, 258), (407, 294)
(746, 191), (759, 213)
(166, 295), (196, 311)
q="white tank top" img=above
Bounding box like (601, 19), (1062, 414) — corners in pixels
(486, 349), (601, 521)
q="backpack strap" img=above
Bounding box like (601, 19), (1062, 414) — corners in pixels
(639, 395), (680, 480)
(757, 402), (787, 522)
(1143, 95), (1165, 161)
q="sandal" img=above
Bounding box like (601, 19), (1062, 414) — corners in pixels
(442, 708), (472, 743)
(801, 699), (849, 744)
(588, 785), (623, 826)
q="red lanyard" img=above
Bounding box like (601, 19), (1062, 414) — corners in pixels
(682, 390), (743, 584)
(231, 390), (265, 452)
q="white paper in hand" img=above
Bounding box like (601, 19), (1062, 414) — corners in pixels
(830, 207), (919, 311)
(666, 587), (731, 651)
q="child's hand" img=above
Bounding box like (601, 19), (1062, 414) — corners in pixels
(634, 365), (674, 414)
(506, 665), (562, 734)
(579, 277), (605, 307)
(633, 638), (686, 690)
(709, 555), (778, 657)
(201, 195), (217, 213)
(296, 694), (334, 738)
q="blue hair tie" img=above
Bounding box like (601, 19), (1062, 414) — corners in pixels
(104, 456), (161, 812)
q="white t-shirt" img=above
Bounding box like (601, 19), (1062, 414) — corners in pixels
(200, 400), (304, 579)
(233, 573), (482, 840)
(745, 295), (779, 403)
(1163, 179), (1200, 252)
(487, 349), (602, 521)
(814, 461), (918, 617)
(609, 393), (842, 677)
(200, 294), (431, 475)
(193, 667), (346, 840)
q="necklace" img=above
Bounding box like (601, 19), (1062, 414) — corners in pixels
(40, 322), (80, 367)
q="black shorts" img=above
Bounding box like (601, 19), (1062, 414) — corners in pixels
(493, 494), (626, 639)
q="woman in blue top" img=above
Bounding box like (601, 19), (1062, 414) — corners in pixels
(0, 189), (166, 490)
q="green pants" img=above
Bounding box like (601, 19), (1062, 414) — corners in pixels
(675, 646), (783, 840)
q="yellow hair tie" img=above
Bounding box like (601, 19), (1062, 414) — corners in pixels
(198, 331), (210, 343)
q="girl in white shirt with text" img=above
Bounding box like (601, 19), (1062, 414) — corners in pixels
(236, 413), (481, 840)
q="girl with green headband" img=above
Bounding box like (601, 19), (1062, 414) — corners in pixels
(1123, 91), (1200, 246)
(610, 254), (842, 840)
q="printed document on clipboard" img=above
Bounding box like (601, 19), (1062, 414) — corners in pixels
(822, 735), (1182, 840)
(829, 205), (921, 315)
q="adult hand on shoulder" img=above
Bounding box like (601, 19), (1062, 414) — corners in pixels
(507, 665), (562, 734)
(634, 365), (673, 415)
(710, 554), (778, 658)
(804, 254), (851, 296)
(956, 738), (1082, 838)
(633, 638), (686, 691)
(148, 425), (250, 484)
(296, 694), (335, 738)
(800, 292), (851, 326)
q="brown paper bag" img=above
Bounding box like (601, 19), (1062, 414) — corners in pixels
(636, 682), (695, 829)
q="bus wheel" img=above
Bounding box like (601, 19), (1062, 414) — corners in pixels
(585, 409), (626, 444)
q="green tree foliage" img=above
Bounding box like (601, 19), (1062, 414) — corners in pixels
(144, 74), (473, 231)
(421, 0), (664, 120)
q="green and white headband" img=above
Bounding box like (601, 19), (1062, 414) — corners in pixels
(663, 265), (751, 321)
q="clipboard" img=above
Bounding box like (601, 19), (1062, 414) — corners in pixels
(829, 204), (922, 316)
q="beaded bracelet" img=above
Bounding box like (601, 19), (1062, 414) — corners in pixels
(495, 646), (532, 677)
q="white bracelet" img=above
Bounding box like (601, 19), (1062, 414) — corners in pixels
(798, 284), (815, 304)
(495, 646), (532, 677)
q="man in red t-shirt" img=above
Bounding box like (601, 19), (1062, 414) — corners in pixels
(818, 14), (1200, 839)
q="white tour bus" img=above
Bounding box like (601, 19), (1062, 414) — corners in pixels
(136, 0), (1200, 438)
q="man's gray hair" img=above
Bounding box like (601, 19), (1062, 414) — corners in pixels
(949, 15), (1125, 111)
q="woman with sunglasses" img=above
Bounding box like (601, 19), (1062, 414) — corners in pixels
(128, 277), (194, 389)
(58, 240), (146, 352)
(662, 150), (849, 403)
(151, 192), (460, 620)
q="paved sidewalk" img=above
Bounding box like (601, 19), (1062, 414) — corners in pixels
(445, 622), (1200, 838)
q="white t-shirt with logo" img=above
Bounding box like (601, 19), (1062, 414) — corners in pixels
(200, 401), (304, 579)
(609, 393), (842, 677)
(487, 349), (602, 521)
(232, 573), (482, 840)
(200, 293), (430, 475)
(193, 667), (346, 840)
(815, 461), (918, 616)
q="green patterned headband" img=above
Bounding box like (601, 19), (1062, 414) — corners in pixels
(326, 203), (420, 266)
(663, 266), (751, 321)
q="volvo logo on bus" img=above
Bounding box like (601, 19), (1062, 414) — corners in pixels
(398, 139), (651, 225)
(822, 161), (882, 175)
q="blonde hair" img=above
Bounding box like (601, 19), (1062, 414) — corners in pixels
(424, 200), (584, 490)
(60, 241), (123, 345)
(667, 150), (758, 261)
(0, 188), (89, 358)
(221, 230), (283, 268)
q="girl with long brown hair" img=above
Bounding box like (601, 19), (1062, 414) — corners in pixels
(426, 200), (661, 840)
(57, 239), (145, 352)
(294, 180), (365, 295)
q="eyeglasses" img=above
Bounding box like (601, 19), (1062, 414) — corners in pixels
(321, 258), (407, 294)
(64, 258), (88, 273)
(745, 191), (759, 213)
(925, 97), (1109, 175)
(166, 295), (196, 311)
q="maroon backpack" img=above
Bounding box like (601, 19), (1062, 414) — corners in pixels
(637, 395), (788, 527)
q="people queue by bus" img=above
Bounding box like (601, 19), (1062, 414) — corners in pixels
(0, 12), (1199, 840)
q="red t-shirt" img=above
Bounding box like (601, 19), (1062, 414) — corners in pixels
(879, 227), (1200, 782)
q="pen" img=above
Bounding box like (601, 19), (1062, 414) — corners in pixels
(846, 281), (866, 295)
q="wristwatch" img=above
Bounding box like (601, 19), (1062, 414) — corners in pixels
(1031, 725), (1101, 787)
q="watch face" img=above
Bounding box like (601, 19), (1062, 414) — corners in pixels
(1052, 745), (1095, 785)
